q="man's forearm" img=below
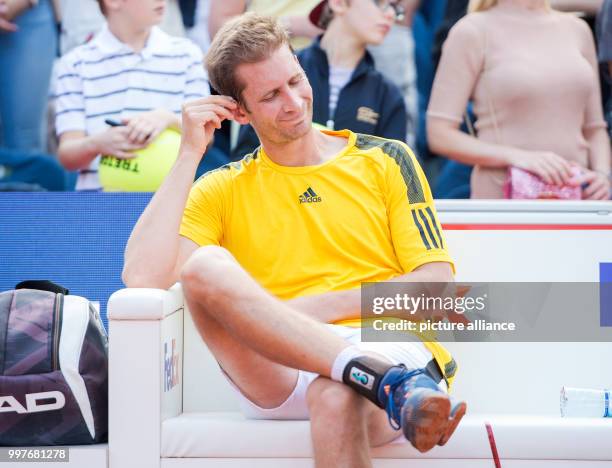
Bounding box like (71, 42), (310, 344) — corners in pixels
(288, 288), (361, 323)
(122, 152), (200, 288)
(289, 262), (454, 323)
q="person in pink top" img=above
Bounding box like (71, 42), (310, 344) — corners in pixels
(427, 0), (611, 199)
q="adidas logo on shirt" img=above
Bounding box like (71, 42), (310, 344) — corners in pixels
(299, 187), (322, 204)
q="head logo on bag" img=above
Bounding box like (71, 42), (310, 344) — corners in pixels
(0, 391), (66, 414)
(0, 282), (108, 446)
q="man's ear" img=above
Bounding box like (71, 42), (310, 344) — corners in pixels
(232, 104), (250, 125)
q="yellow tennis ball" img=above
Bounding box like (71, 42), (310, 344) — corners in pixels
(99, 129), (182, 192)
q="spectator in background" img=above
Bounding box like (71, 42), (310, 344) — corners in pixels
(58, 0), (185, 55)
(427, 0), (611, 199)
(412, 0), (447, 170)
(598, 0), (612, 138)
(368, 0), (420, 148)
(429, 0), (472, 199)
(0, 0), (59, 152)
(233, 0), (408, 158)
(185, 0), (211, 54)
(54, 0), (210, 191)
(0, 0), (70, 191)
(208, 0), (322, 51)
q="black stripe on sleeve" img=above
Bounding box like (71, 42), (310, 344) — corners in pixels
(418, 209), (439, 249)
(411, 209), (431, 250)
(425, 206), (445, 249)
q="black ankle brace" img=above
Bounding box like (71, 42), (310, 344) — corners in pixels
(342, 355), (392, 408)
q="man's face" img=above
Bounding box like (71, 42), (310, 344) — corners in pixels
(115, 0), (166, 28)
(236, 45), (314, 145)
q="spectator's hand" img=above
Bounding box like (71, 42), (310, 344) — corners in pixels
(123, 109), (177, 147)
(0, 16), (17, 32)
(92, 126), (147, 159)
(510, 149), (574, 186)
(572, 169), (611, 200)
(179, 96), (237, 158)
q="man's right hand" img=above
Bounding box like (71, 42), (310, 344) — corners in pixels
(91, 126), (147, 159)
(179, 96), (237, 158)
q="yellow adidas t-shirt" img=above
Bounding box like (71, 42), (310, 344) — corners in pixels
(180, 130), (457, 387)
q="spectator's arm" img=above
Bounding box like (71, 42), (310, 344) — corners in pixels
(427, 18), (515, 167)
(55, 56), (97, 170)
(208, 0), (247, 39)
(57, 131), (102, 171)
(58, 128), (146, 170)
(428, 119), (517, 168)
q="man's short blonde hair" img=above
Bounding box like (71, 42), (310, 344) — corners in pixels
(205, 13), (291, 104)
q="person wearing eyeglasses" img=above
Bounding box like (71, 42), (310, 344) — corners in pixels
(233, 0), (408, 159)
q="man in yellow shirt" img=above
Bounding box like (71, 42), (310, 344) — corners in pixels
(123, 10), (466, 466)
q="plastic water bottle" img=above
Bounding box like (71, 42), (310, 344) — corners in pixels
(560, 387), (611, 417)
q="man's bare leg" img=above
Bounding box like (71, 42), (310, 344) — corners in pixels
(307, 377), (402, 468)
(181, 245), (351, 380)
(186, 298), (300, 408)
(181, 245), (464, 451)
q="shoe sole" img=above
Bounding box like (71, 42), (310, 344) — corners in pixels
(401, 390), (451, 453)
(438, 400), (467, 446)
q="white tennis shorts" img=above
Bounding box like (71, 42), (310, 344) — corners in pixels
(224, 324), (448, 420)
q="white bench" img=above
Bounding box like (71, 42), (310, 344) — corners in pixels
(108, 201), (612, 468)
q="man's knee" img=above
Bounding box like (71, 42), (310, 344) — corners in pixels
(181, 245), (235, 291)
(180, 246), (237, 308)
(306, 378), (363, 421)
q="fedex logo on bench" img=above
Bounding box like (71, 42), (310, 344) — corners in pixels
(164, 338), (180, 392)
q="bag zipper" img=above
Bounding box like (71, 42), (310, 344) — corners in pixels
(52, 293), (63, 371)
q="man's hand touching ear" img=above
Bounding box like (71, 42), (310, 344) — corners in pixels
(179, 96), (238, 158)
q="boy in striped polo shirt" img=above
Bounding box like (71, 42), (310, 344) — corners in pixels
(55, 0), (209, 191)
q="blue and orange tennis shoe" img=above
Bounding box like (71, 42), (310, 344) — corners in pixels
(379, 365), (467, 452)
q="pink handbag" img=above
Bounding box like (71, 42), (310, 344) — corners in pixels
(503, 166), (582, 200)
